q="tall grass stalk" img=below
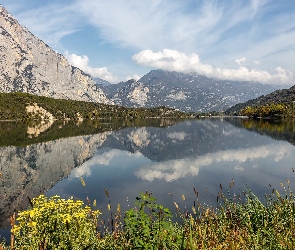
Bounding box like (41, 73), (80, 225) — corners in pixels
(1, 180), (295, 249)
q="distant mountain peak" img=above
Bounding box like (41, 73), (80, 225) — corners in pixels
(102, 70), (278, 112)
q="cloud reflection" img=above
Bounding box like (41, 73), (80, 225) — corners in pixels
(70, 149), (144, 178)
(135, 144), (292, 182)
(167, 131), (187, 141)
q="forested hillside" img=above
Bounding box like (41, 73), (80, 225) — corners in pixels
(226, 85), (295, 118)
(0, 92), (186, 121)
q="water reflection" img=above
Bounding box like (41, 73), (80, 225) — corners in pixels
(135, 143), (292, 181)
(228, 118), (295, 146)
(46, 118), (295, 226)
(0, 118), (182, 228)
(0, 132), (110, 228)
(27, 120), (54, 138)
(1, 118), (295, 240)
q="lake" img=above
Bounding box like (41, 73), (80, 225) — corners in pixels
(1, 117), (295, 241)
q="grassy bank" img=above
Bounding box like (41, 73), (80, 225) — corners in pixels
(1, 179), (295, 249)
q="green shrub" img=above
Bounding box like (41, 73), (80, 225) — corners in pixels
(123, 192), (182, 249)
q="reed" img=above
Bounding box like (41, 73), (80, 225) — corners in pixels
(1, 179), (295, 249)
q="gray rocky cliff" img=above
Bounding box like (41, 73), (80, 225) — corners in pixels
(0, 5), (110, 103)
(0, 131), (111, 227)
(102, 70), (278, 112)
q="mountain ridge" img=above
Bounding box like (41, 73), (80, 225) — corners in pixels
(226, 85), (295, 115)
(0, 5), (283, 113)
(102, 70), (278, 112)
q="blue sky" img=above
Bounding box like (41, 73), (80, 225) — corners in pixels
(1, 0), (294, 85)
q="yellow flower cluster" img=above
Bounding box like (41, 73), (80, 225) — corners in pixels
(11, 194), (101, 249)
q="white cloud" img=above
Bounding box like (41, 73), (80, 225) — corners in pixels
(250, 0), (268, 16)
(12, 3), (80, 47)
(235, 57), (246, 66)
(65, 51), (118, 83)
(254, 60), (261, 65)
(132, 49), (213, 74)
(126, 74), (141, 81)
(3, 0), (294, 83)
(74, 0), (222, 51)
(132, 49), (293, 84)
(75, 1), (295, 74)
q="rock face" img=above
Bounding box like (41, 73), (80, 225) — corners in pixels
(102, 70), (278, 112)
(0, 5), (110, 103)
(26, 102), (55, 121)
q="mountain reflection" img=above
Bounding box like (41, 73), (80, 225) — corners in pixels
(0, 132), (110, 227)
(0, 118), (181, 227)
(1, 117), (295, 231)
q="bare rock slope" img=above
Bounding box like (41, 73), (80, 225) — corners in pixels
(0, 5), (109, 103)
(102, 70), (278, 113)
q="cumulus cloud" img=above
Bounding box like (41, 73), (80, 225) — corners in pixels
(65, 51), (118, 83)
(4, 0), (294, 83)
(74, 0), (294, 83)
(132, 49), (293, 84)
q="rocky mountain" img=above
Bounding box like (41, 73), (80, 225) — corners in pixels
(0, 5), (109, 103)
(226, 85), (295, 114)
(102, 70), (278, 112)
(0, 5), (281, 113)
(93, 77), (111, 86)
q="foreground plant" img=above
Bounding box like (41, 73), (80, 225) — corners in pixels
(112, 191), (182, 249)
(2, 180), (295, 249)
(180, 181), (295, 249)
(11, 195), (101, 249)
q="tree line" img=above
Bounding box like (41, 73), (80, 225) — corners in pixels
(0, 92), (187, 121)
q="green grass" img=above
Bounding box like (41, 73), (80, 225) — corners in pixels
(1, 179), (295, 249)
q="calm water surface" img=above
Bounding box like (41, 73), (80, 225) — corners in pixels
(1, 118), (295, 241)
